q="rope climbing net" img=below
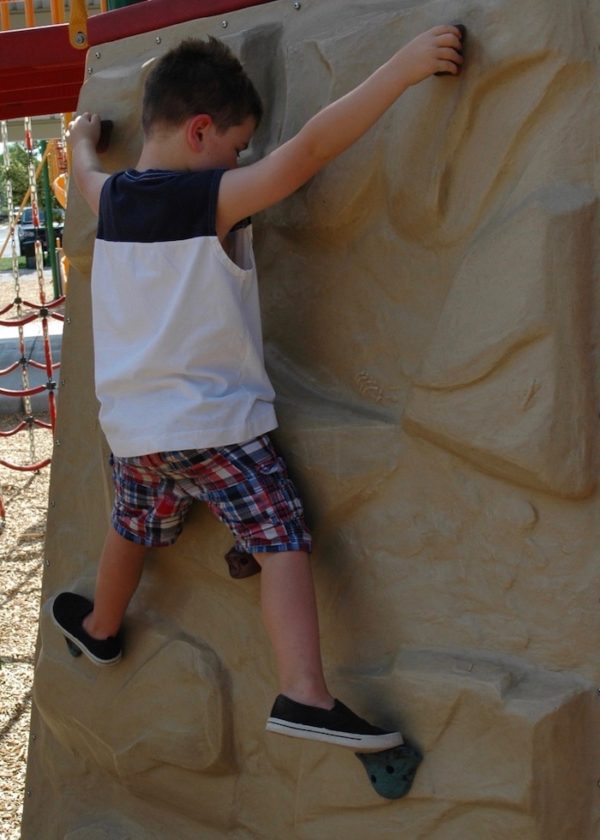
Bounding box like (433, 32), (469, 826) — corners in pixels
(0, 117), (67, 528)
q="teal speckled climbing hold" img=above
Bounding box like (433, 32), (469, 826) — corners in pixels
(356, 742), (422, 800)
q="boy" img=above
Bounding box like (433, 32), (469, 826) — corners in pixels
(53, 27), (463, 751)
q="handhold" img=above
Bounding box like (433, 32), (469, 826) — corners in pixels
(435, 23), (466, 76)
(97, 119), (113, 153)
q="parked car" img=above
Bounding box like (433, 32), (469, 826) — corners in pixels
(17, 207), (64, 269)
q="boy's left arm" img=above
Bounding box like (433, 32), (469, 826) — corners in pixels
(216, 26), (463, 240)
(67, 112), (109, 216)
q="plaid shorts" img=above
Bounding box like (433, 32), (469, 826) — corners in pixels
(110, 434), (312, 553)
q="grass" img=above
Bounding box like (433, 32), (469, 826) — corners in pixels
(0, 257), (26, 272)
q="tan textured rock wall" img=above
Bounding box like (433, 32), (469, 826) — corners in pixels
(22, 0), (599, 837)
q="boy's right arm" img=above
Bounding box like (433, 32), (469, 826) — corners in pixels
(216, 26), (463, 240)
(68, 112), (109, 216)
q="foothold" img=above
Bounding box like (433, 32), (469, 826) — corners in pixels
(356, 742), (422, 800)
(224, 546), (261, 579)
(97, 120), (113, 154)
(65, 637), (82, 658)
(435, 23), (466, 77)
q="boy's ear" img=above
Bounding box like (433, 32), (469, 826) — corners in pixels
(186, 114), (213, 151)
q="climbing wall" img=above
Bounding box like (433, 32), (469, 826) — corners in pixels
(22, 0), (600, 837)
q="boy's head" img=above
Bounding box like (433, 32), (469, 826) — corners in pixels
(142, 37), (263, 137)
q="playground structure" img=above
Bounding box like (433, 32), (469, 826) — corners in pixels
(0, 121), (66, 525)
(0, 0), (112, 521)
(0, 0), (597, 837)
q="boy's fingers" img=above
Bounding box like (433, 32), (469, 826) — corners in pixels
(438, 47), (464, 64)
(433, 23), (465, 77)
(438, 60), (460, 75)
(431, 24), (463, 39)
(437, 32), (463, 49)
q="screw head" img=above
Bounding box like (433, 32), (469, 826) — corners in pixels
(293, 1), (301, 8)
(94, 51), (101, 59)
(87, 67), (94, 75)
(221, 19), (228, 28)
(75, 31), (86, 45)
(155, 36), (162, 44)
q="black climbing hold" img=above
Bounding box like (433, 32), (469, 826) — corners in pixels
(435, 23), (467, 76)
(97, 120), (113, 154)
(224, 546), (261, 579)
(356, 742), (422, 800)
(65, 637), (82, 657)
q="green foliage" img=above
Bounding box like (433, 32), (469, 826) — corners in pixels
(0, 143), (35, 218)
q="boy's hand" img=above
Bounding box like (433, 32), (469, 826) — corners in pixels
(67, 112), (109, 216)
(394, 26), (464, 85)
(67, 112), (102, 148)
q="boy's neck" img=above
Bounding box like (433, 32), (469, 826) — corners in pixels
(135, 129), (197, 172)
(135, 142), (187, 172)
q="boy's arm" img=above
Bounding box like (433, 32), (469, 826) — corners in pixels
(68, 112), (109, 216)
(216, 26), (463, 239)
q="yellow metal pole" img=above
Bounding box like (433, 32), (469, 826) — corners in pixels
(50, 0), (65, 24)
(69, 0), (89, 49)
(0, 2), (10, 32)
(24, 0), (35, 28)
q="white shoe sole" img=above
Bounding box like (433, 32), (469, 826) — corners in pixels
(266, 718), (403, 752)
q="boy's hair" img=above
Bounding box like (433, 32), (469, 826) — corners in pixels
(142, 37), (263, 135)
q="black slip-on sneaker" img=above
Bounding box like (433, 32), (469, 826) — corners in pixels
(266, 694), (403, 752)
(52, 592), (122, 666)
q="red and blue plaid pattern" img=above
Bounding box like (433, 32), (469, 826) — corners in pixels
(110, 434), (312, 553)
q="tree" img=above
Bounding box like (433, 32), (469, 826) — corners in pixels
(0, 143), (33, 218)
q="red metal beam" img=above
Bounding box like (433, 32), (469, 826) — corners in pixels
(88, 0), (275, 46)
(0, 0), (275, 120)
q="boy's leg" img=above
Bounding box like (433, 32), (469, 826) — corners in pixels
(52, 527), (146, 665)
(255, 550), (333, 709)
(83, 527), (146, 639)
(257, 548), (404, 751)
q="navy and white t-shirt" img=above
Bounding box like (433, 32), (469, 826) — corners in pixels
(91, 168), (277, 457)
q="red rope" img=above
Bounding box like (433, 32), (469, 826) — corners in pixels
(0, 417), (52, 437)
(0, 456), (52, 472)
(0, 360), (20, 376)
(0, 383), (47, 397)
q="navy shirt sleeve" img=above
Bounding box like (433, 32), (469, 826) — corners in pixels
(97, 168), (225, 243)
